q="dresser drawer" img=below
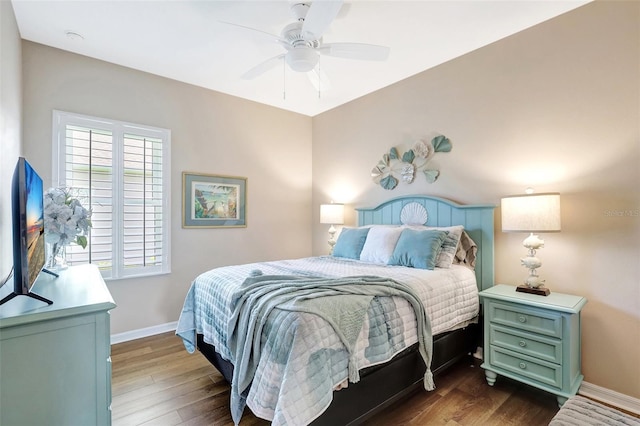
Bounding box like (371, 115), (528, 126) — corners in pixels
(489, 324), (562, 364)
(490, 346), (562, 389)
(488, 301), (562, 338)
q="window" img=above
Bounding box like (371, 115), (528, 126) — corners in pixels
(52, 110), (171, 279)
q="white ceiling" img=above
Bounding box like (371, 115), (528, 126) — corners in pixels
(11, 1), (589, 117)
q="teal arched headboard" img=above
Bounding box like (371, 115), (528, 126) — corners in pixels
(356, 195), (495, 291)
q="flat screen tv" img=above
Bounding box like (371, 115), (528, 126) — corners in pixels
(0, 157), (54, 306)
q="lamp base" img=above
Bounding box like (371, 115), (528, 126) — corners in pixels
(516, 285), (551, 296)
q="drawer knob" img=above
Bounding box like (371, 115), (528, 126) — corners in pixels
(519, 340), (527, 347)
(519, 362), (527, 369)
(518, 315), (527, 323)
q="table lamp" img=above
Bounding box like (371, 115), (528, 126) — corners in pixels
(501, 191), (561, 296)
(320, 203), (344, 254)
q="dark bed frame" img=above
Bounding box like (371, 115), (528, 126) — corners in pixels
(196, 195), (495, 425)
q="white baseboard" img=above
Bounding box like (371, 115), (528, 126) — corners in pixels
(110, 321), (177, 345)
(579, 381), (640, 415)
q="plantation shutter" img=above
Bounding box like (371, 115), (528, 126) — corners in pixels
(53, 111), (171, 279)
(62, 125), (114, 271)
(122, 134), (165, 270)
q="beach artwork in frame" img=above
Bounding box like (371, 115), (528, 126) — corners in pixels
(182, 172), (247, 228)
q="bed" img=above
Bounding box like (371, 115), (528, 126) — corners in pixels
(176, 195), (495, 425)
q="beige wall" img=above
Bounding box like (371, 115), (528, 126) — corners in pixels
(312, 2), (639, 398)
(21, 42), (313, 334)
(0, 0), (22, 281)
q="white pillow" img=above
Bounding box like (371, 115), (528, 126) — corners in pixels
(359, 226), (403, 264)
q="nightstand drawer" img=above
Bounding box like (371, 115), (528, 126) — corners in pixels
(489, 324), (562, 364)
(490, 346), (562, 389)
(488, 301), (562, 338)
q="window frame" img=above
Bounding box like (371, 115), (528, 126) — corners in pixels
(52, 110), (171, 280)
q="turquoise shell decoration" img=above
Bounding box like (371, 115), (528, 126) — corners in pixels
(371, 154), (397, 189)
(423, 169), (440, 183)
(380, 175), (398, 190)
(432, 135), (452, 152)
(402, 150), (415, 164)
(371, 134), (452, 190)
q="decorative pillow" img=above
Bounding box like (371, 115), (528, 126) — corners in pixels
(359, 226), (403, 264)
(388, 229), (449, 270)
(426, 225), (464, 269)
(454, 230), (478, 269)
(403, 224), (464, 268)
(332, 227), (370, 259)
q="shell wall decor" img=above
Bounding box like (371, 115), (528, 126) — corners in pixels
(371, 135), (452, 190)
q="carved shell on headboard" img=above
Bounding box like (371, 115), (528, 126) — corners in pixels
(400, 203), (428, 226)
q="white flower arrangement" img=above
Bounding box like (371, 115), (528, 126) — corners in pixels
(44, 187), (92, 251)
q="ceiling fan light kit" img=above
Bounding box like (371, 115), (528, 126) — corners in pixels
(286, 48), (319, 72)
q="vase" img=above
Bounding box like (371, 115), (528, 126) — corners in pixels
(46, 243), (68, 271)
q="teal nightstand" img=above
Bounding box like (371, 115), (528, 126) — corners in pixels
(479, 284), (587, 407)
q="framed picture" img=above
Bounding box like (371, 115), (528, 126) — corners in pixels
(182, 172), (247, 228)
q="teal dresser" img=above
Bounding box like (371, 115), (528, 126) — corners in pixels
(479, 284), (587, 407)
(0, 264), (116, 426)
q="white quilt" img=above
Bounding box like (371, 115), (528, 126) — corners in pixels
(176, 256), (479, 425)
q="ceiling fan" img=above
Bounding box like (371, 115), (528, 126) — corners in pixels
(223, 1), (390, 86)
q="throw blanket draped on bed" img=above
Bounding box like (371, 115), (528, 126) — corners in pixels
(227, 273), (435, 425)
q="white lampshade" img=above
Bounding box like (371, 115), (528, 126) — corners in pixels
(320, 203), (344, 225)
(501, 193), (561, 233)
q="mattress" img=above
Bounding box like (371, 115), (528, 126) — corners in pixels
(176, 256), (479, 425)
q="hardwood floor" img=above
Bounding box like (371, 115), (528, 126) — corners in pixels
(111, 332), (560, 426)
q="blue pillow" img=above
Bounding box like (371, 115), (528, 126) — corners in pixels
(388, 229), (449, 270)
(333, 227), (370, 259)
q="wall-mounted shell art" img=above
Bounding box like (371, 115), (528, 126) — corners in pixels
(371, 135), (452, 190)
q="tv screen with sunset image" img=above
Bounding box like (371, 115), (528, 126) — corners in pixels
(23, 159), (46, 291)
(0, 157), (53, 306)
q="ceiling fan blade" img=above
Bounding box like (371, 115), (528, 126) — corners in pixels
(218, 21), (288, 47)
(241, 54), (285, 80)
(301, 0), (344, 40)
(336, 2), (351, 19)
(308, 66), (332, 92)
(318, 43), (390, 61)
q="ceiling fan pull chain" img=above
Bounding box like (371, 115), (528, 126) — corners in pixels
(318, 56), (321, 99)
(283, 58), (286, 100)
